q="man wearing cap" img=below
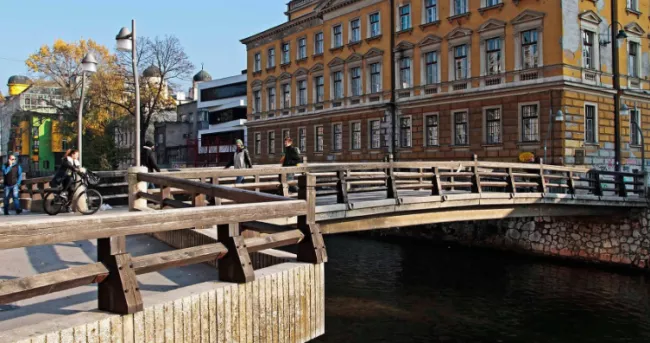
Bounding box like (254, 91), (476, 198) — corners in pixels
(225, 139), (253, 184)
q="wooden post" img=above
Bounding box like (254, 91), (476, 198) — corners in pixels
(217, 223), (255, 283)
(97, 236), (143, 314)
(471, 155), (482, 194)
(160, 186), (171, 209)
(128, 166), (148, 211)
(254, 175), (261, 192)
(336, 170), (349, 204)
(280, 173), (289, 197)
(297, 174), (327, 264)
(506, 167), (516, 194)
(386, 155), (397, 199)
(431, 167), (442, 196)
(567, 171), (576, 195)
(643, 171), (649, 198)
(593, 171), (603, 196)
(538, 160), (547, 193)
(211, 176), (221, 205)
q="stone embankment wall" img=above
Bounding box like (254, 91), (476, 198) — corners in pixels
(378, 209), (650, 269)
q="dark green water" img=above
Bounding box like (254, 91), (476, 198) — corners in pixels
(313, 235), (650, 343)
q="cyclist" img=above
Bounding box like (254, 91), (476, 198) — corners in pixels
(52, 149), (86, 201)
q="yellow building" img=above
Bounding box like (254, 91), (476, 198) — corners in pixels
(241, 0), (650, 174)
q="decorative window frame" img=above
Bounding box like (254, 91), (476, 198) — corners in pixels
(482, 105), (503, 145)
(298, 126), (307, 153)
(310, 64), (325, 105)
(584, 102), (599, 144)
(349, 17), (362, 44)
(579, 10), (602, 85)
(314, 125), (325, 153)
(254, 132), (262, 155)
(364, 48), (385, 96)
(331, 23), (344, 49)
(451, 109), (470, 146)
(328, 57), (345, 103)
(279, 73), (292, 111)
(449, 0), (469, 17)
(350, 120), (362, 151)
(419, 35), (443, 93)
(423, 112), (440, 147)
(511, 10), (545, 80)
(367, 11), (382, 39)
(294, 68), (309, 108)
(421, 0), (440, 26)
(630, 107), (642, 146)
(478, 19), (506, 87)
(296, 36), (308, 61)
(394, 41), (415, 96)
(267, 130), (276, 155)
(446, 27), (473, 90)
(395, 1), (412, 32)
(368, 118), (382, 150)
(624, 22), (645, 87)
(346, 54), (364, 102)
(398, 114), (413, 148)
(331, 122), (344, 152)
(517, 101), (541, 144)
(251, 80), (263, 114)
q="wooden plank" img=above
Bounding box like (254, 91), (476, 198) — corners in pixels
(47, 331), (61, 343)
(133, 310), (145, 343)
(278, 269), (285, 343)
(173, 299), (184, 343)
(131, 243), (228, 275)
(138, 173), (291, 204)
(335, 170), (349, 204)
(99, 317), (111, 343)
(74, 323), (87, 343)
(208, 290), (217, 343)
(110, 316), (123, 343)
(0, 200), (307, 250)
(239, 284), (247, 343)
(163, 302), (174, 343)
(224, 285), (233, 343)
(246, 282), (253, 343)
(144, 307), (155, 343)
(191, 294), (201, 343)
(245, 230), (304, 253)
(61, 327), (74, 343)
(200, 292), (210, 343)
(216, 286), (226, 343)
(241, 221), (295, 234)
(122, 314), (134, 343)
(259, 276), (267, 343)
(271, 272), (279, 343)
(253, 278), (260, 343)
(231, 284), (239, 343)
(0, 262), (108, 304)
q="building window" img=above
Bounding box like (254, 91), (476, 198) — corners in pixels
(315, 32), (324, 55)
(425, 51), (438, 84)
(333, 71), (343, 99)
(486, 37), (502, 75)
(370, 63), (381, 93)
(521, 104), (539, 142)
(485, 0), (500, 6)
(315, 76), (324, 103)
(453, 0), (468, 15)
(629, 42), (639, 78)
(351, 67), (362, 97)
(332, 123), (343, 151)
(298, 80), (307, 106)
(582, 31), (594, 70)
(369, 13), (381, 38)
(399, 57), (411, 88)
(370, 119), (381, 149)
(267, 48), (275, 68)
(254, 53), (261, 72)
(298, 38), (307, 60)
(253, 90), (261, 113)
(425, 0), (438, 23)
(315, 126), (324, 152)
(454, 111), (468, 145)
(399, 4), (411, 31)
(254, 133), (261, 155)
(282, 83), (291, 109)
(585, 104), (597, 144)
(631, 109), (641, 145)
(485, 108), (501, 144)
(282, 43), (290, 64)
(400, 117), (412, 148)
(283, 129), (291, 140)
(521, 30), (539, 69)
(333, 25), (343, 48)
(268, 131), (275, 154)
(267, 87), (276, 111)
(454, 45), (468, 80)
(350, 19), (361, 43)
(425, 114), (439, 146)
(299, 127), (307, 152)
(627, 0), (639, 11)
(351, 122), (361, 150)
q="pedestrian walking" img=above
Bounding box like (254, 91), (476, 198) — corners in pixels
(225, 139), (253, 184)
(2, 154), (22, 215)
(280, 137), (301, 193)
(142, 141), (161, 189)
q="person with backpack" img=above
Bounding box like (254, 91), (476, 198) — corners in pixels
(280, 137), (301, 193)
(3, 154), (22, 215)
(225, 139), (253, 184)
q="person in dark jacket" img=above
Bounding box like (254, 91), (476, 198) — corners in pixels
(281, 137), (301, 193)
(3, 154), (22, 215)
(52, 149), (84, 201)
(225, 139), (253, 184)
(142, 141), (161, 173)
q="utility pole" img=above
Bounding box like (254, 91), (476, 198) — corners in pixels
(389, 0), (397, 160)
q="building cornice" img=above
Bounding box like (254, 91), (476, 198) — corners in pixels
(241, 13), (321, 48)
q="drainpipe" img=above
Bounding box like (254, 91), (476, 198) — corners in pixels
(612, 0), (622, 171)
(389, 0), (397, 160)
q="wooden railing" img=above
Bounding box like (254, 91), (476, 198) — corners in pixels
(0, 167), (326, 315)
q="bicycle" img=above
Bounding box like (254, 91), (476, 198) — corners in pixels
(43, 171), (103, 215)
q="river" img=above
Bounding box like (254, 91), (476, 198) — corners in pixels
(313, 235), (650, 343)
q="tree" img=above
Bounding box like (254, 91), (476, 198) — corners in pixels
(94, 35), (194, 144)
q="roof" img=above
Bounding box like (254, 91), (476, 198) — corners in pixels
(143, 65), (162, 78)
(7, 75), (31, 85)
(193, 70), (212, 82)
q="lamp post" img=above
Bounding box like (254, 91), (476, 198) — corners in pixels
(599, 1), (628, 171)
(543, 107), (565, 163)
(77, 52), (98, 165)
(116, 20), (141, 166)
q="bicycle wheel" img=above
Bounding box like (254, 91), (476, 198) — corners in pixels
(78, 189), (103, 215)
(43, 191), (63, 216)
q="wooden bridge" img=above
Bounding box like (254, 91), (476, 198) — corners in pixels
(0, 158), (646, 342)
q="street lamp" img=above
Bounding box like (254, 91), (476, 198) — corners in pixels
(599, 4), (628, 171)
(116, 20), (141, 166)
(77, 52), (98, 165)
(543, 106), (566, 163)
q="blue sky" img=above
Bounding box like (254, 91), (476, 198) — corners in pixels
(0, 0), (286, 95)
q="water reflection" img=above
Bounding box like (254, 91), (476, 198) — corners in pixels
(315, 235), (650, 343)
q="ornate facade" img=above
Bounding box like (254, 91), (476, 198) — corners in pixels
(241, 0), (650, 174)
